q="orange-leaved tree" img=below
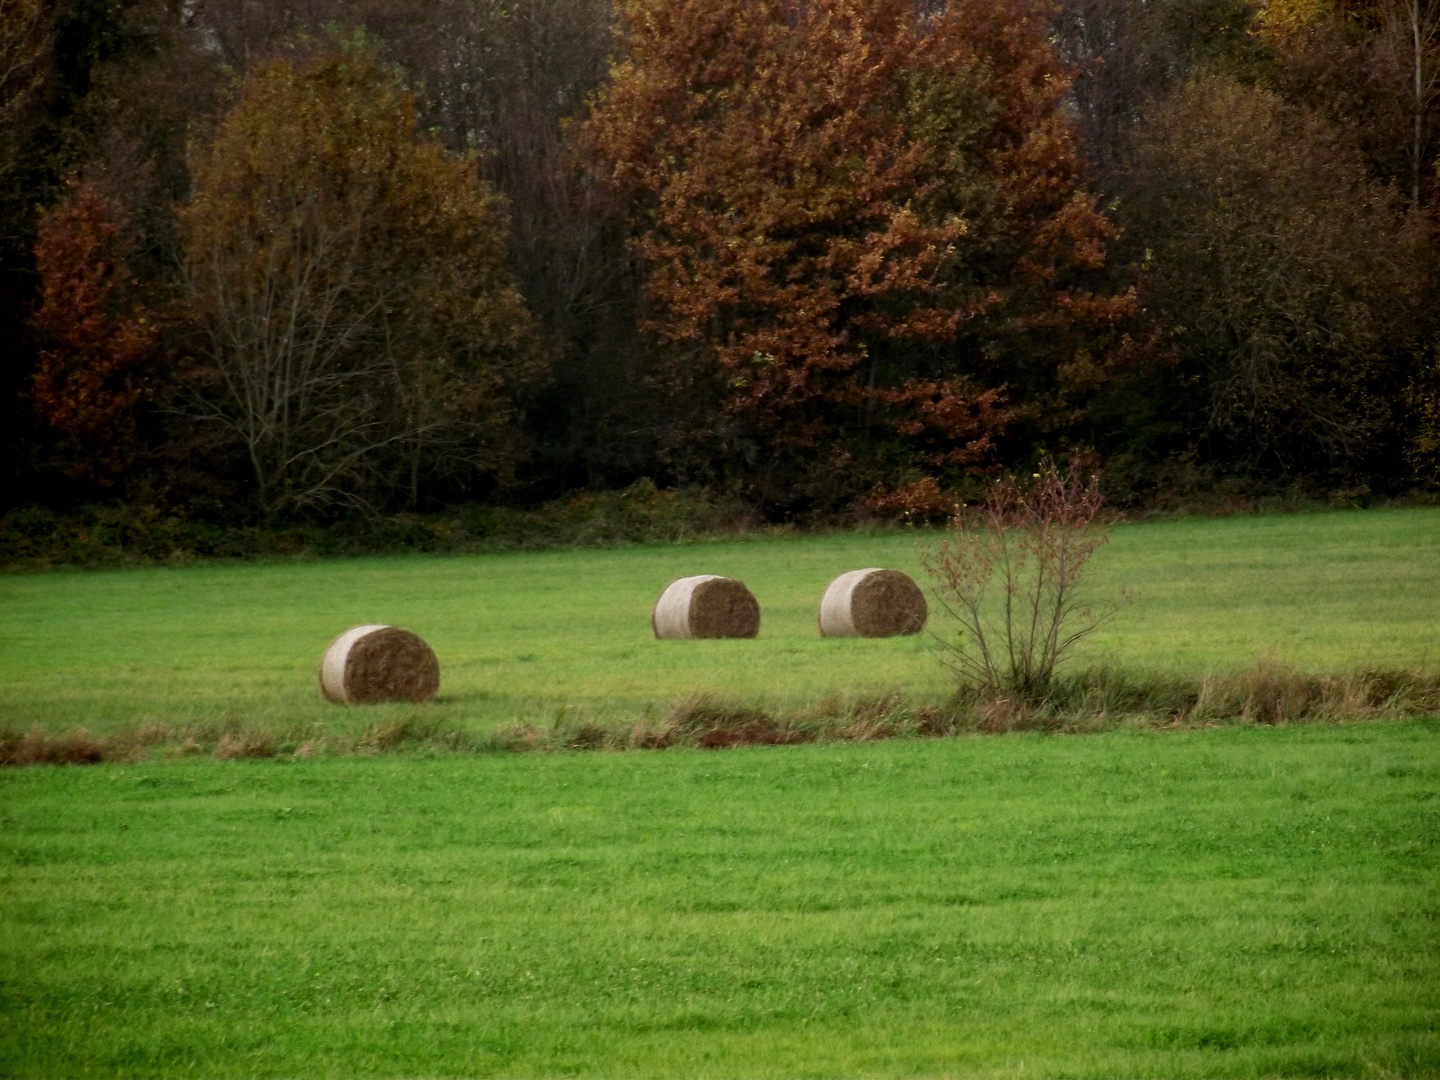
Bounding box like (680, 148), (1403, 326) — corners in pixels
(582, 0), (1136, 510)
(31, 180), (157, 483)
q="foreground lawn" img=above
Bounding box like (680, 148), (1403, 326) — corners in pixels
(2, 721), (1437, 1077)
(0, 507), (1437, 739)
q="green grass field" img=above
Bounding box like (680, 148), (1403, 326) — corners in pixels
(1, 507), (1438, 740)
(3, 722), (1437, 1077)
(2, 509), (1439, 1076)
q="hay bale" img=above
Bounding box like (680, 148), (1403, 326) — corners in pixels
(318, 624), (440, 704)
(818, 568), (927, 638)
(652, 575), (761, 639)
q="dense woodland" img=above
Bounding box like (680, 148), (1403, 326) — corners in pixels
(1, 0), (1437, 528)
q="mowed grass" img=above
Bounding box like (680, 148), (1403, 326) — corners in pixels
(0, 507), (1438, 740)
(2, 511), (1438, 1076)
(2, 722), (1438, 1077)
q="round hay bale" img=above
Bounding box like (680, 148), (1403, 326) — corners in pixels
(652, 575), (761, 639)
(318, 624), (440, 704)
(818, 568), (927, 638)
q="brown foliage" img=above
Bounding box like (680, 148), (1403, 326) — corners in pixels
(30, 179), (156, 482)
(0, 0), (46, 179)
(583, 0), (1136, 504)
(1263, 0), (1440, 207)
(1406, 346), (1440, 481)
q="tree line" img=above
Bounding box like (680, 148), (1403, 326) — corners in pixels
(1, 0), (1436, 523)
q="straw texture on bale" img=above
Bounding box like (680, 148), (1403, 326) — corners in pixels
(818, 568), (927, 637)
(319, 624), (440, 704)
(652, 575), (761, 639)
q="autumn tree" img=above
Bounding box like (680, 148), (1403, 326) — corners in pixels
(394, 0), (649, 492)
(180, 43), (542, 517)
(161, 0), (639, 494)
(1407, 347), (1440, 482)
(1051, 0), (1272, 183)
(583, 0), (1135, 512)
(1260, 0), (1440, 207)
(0, 0), (46, 181)
(1120, 75), (1432, 478)
(30, 178), (156, 484)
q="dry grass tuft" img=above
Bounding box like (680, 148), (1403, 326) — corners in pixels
(356, 719), (417, 754)
(487, 722), (548, 752)
(213, 730), (277, 760)
(627, 721), (677, 749)
(695, 720), (809, 748)
(666, 695), (809, 748)
(912, 707), (955, 737)
(833, 695), (906, 740)
(560, 721), (611, 750)
(667, 694), (772, 732)
(0, 724), (171, 766)
(962, 661), (1440, 730)
(3, 662), (1436, 768)
(0, 727), (108, 765)
(355, 717), (472, 755)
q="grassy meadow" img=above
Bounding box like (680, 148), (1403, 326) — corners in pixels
(2, 508), (1439, 1076)
(1, 506), (1438, 743)
(3, 722), (1438, 1077)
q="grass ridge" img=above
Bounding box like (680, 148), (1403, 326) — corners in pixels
(6, 661), (1437, 766)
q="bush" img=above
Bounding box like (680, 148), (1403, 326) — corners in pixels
(0, 481), (753, 570)
(922, 460), (1117, 699)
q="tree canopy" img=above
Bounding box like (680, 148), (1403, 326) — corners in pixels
(0, 0), (1435, 523)
(584, 0), (1136, 510)
(180, 45), (541, 516)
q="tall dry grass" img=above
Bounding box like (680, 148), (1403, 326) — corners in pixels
(4, 662), (1437, 766)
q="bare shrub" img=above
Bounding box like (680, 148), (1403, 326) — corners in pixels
(922, 460), (1117, 700)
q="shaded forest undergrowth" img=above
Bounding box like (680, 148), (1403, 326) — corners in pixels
(5, 478), (1432, 572)
(6, 662), (1438, 766)
(0, 481), (758, 570)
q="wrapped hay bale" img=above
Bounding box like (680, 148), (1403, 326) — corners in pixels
(818, 568), (927, 638)
(652, 575), (761, 639)
(319, 624), (440, 704)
